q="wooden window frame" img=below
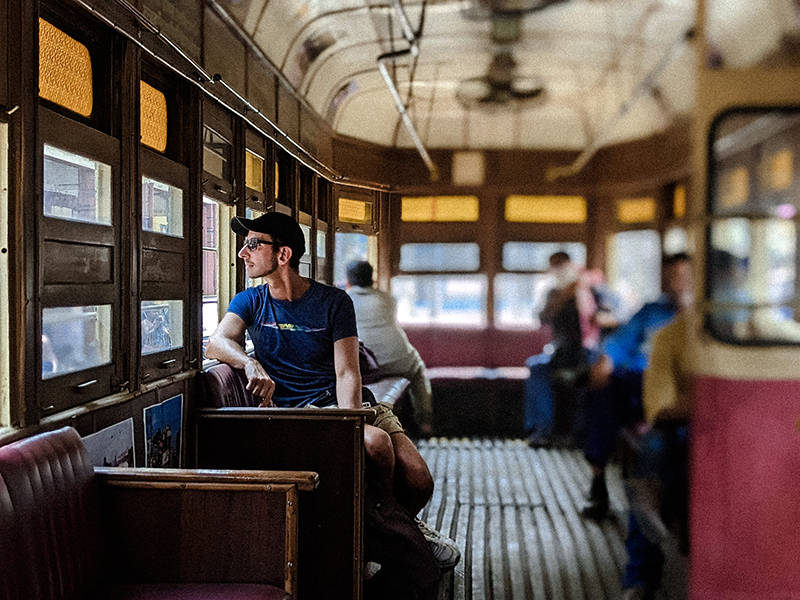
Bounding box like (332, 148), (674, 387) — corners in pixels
(38, 107), (121, 414)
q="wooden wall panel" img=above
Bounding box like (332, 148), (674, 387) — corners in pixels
(141, 248), (185, 283)
(43, 241), (112, 284)
(246, 53), (277, 124)
(204, 7), (246, 94)
(277, 82), (300, 141)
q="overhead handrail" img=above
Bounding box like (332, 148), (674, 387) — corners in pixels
(378, 1), (439, 181)
(546, 28), (695, 181)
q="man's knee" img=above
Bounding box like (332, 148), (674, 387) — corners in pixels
(365, 424), (395, 469)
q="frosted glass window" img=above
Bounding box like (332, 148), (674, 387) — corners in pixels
(42, 305), (112, 378)
(401, 196), (479, 222)
(39, 18), (93, 117)
(392, 275), (487, 326)
(245, 150), (264, 191)
(141, 300), (183, 355)
(339, 198), (372, 224)
(505, 196), (586, 223)
(400, 243), (480, 272)
(44, 145), (111, 225)
(617, 198), (656, 224)
(140, 81), (168, 152)
(142, 176), (183, 237)
(502, 242), (586, 272)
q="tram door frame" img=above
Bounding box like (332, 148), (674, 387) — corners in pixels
(690, 2), (800, 597)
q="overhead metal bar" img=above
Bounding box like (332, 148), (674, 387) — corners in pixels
(546, 27), (695, 181)
(75, 0), (390, 191)
(377, 0), (439, 180)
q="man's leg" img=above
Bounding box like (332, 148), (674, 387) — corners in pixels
(391, 431), (434, 515)
(406, 361), (434, 436)
(581, 381), (618, 519)
(524, 353), (555, 446)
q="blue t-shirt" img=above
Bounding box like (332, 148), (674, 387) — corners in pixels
(227, 280), (358, 407)
(603, 295), (680, 374)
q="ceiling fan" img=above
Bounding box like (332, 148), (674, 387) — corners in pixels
(455, 50), (547, 109)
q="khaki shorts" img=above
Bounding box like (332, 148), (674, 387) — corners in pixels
(365, 401), (405, 436)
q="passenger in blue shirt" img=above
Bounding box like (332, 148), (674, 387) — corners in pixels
(581, 253), (692, 521)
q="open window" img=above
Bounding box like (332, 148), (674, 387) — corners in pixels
(707, 108), (800, 344)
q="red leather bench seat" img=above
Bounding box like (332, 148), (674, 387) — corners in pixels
(0, 427), (294, 600)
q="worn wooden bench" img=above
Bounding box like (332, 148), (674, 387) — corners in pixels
(0, 426), (317, 600)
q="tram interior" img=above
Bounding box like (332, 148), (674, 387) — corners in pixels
(3, 0), (800, 599)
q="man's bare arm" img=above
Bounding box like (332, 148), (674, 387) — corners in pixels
(333, 336), (362, 409)
(205, 312), (276, 405)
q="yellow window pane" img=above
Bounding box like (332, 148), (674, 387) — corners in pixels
(245, 150), (264, 191)
(673, 185), (686, 219)
(617, 198), (656, 224)
(39, 18), (93, 117)
(401, 196), (479, 222)
(504, 196), (586, 223)
(719, 166), (749, 208)
(140, 81), (168, 152)
(764, 149), (793, 191)
(401, 197), (434, 222)
(274, 162), (280, 200)
(339, 198), (372, 224)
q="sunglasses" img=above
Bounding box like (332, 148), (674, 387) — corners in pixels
(242, 237), (279, 251)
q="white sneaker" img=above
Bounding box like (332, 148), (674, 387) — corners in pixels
(415, 518), (461, 571)
(364, 561), (382, 580)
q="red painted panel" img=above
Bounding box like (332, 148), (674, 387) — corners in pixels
(691, 376), (800, 600)
(404, 327), (551, 368)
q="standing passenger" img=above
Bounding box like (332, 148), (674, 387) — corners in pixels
(580, 253), (692, 520)
(205, 212), (459, 571)
(346, 260), (434, 436)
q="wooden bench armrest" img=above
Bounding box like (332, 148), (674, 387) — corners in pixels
(95, 466), (319, 491)
(95, 466), (317, 597)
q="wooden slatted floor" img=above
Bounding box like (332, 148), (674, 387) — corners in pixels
(416, 438), (686, 600)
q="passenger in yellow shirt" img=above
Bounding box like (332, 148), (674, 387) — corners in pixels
(623, 311), (692, 600)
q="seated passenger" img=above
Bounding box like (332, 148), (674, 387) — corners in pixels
(346, 260), (434, 436)
(622, 310), (693, 600)
(580, 252), (692, 520)
(205, 212), (459, 574)
(525, 252), (613, 447)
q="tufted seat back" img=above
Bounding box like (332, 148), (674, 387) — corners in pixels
(0, 427), (102, 600)
(201, 363), (259, 408)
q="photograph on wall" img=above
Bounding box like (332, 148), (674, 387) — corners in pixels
(143, 394), (182, 468)
(82, 418), (135, 468)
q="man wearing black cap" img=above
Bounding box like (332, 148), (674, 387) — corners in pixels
(206, 212), (460, 571)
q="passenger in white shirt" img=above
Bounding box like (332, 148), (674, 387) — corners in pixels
(346, 261), (434, 436)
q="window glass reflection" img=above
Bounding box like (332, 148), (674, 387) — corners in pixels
(494, 273), (554, 328)
(142, 176), (183, 237)
(43, 145), (112, 225)
(608, 230), (662, 321)
(502, 242), (586, 272)
(203, 127), (231, 181)
(400, 243), (480, 272)
(392, 275), (487, 326)
(42, 305), (112, 378)
(141, 300), (183, 355)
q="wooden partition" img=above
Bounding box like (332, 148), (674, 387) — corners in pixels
(194, 408), (371, 600)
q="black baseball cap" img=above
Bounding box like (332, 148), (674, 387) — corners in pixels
(230, 212), (306, 259)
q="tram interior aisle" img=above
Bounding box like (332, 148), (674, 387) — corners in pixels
(416, 439), (687, 600)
